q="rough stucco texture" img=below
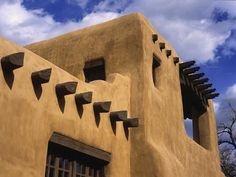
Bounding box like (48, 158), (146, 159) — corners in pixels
(0, 13), (225, 177)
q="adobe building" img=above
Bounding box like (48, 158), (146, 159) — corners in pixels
(0, 13), (225, 177)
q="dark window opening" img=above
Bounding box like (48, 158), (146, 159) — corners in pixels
(152, 55), (161, 86)
(45, 133), (110, 177)
(181, 84), (206, 145)
(83, 58), (105, 83)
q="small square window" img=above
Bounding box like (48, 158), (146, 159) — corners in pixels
(83, 58), (105, 82)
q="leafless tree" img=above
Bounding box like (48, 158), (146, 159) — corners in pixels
(218, 104), (236, 177)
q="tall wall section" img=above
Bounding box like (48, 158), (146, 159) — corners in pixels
(25, 13), (225, 177)
(0, 35), (134, 177)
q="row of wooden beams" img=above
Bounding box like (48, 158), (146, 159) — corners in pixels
(179, 60), (219, 100)
(55, 87), (140, 129)
(152, 34), (180, 64)
(1, 52), (139, 130)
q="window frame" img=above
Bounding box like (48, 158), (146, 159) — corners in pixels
(83, 58), (106, 83)
(45, 133), (110, 177)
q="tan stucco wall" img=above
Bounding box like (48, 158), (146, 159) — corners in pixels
(0, 36), (132, 177)
(0, 13), (225, 177)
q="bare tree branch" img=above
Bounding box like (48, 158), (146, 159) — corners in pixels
(218, 103), (236, 177)
(218, 140), (236, 149)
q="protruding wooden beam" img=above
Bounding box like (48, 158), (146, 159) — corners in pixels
(187, 73), (204, 81)
(205, 93), (219, 99)
(159, 42), (165, 50)
(166, 50), (172, 58)
(124, 118), (139, 128)
(75, 92), (93, 105)
(56, 81), (78, 96)
(179, 60), (195, 70)
(183, 67), (200, 75)
(202, 88), (216, 95)
(1, 52), (24, 70)
(31, 68), (52, 84)
(110, 111), (127, 122)
(50, 133), (111, 162)
(93, 101), (111, 113)
(192, 78), (209, 86)
(173, 57), (179, 64)
(196, 83), (212, 91)
(152, 34), (158, 43)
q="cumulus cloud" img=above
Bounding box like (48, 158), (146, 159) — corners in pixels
(148, 16), (229, 63)
(0, 0), (119, 45)
(226, 83), (236, 100)
(124, 0), (235, 64)
(77, 12), (120, 27)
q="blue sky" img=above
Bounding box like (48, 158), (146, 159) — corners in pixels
(0, 0), (235, 125)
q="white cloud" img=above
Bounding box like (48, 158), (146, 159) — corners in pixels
(92, 0), (236, 64)
(147, 16), (229, 63)
(226, 83), (236, 100)
(124, 0), (235, 64)
(76, 12), (120, 27)
(0, 0), (119, 45)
